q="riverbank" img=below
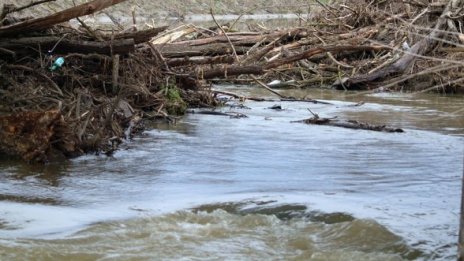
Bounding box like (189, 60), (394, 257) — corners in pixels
(0, 0), (463, 161)
(11, 0), (316, 19)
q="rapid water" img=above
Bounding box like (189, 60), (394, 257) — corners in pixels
(0, 87), (463, 260)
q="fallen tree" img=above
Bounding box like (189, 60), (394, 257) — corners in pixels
(0, 0), (128, 37)
(1, 36), (136, 55)
(292, 116), (404, 133)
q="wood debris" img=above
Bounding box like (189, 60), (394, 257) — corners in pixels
(0, 0), (462, 161)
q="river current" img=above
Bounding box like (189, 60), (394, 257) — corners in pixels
(0, 86), (463, 260)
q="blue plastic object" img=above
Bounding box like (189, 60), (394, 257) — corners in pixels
(50, 57), (65, 71)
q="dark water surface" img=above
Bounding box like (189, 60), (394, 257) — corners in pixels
(0, 87), (463, 260)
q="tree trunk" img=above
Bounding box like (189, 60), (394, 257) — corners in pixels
(0, 36), (135, 55)
(0, 0), (128, 37)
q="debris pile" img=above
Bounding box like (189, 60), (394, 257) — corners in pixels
(0, 0), (462, 161)
(155, 0), (463, 92)
(0, 0), (212, 161)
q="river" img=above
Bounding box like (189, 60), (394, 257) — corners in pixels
(0, 86), (463, 260)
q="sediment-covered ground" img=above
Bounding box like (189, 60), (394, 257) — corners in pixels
(10, 0), (315, 20)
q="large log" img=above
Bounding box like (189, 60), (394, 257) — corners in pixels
(200, 65), (263, 79)
(113, 26), (168, 44)
(0, 36), (135, 55)
(172, 29), (305, 46)
(293, 116), (404, 133)
(166, 55), (235, 67)
(0, 0), (128, 37)
(156, 42), (250, 58)
(174, 33), (269, 46)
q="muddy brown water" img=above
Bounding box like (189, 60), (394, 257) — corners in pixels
(0, 86), (463, 260)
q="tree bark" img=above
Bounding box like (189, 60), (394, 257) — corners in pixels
(293, 117), (404, 133)
(166, 55), (235, 67)
(113, 26), (168, 44)
(0, 36), (135, 55)
(0, 110), (79, 162)
(0, 0), (128, 37)
(172, 29), (304, 46)
(156, 42), (251, 58)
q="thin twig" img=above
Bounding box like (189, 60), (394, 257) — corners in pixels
(410, 7), (428, 25)
(131, 5), (137, 31)
(313, 33), (353, 69)
(76, 17), (103, 41)
(251, 75), (286, 98)
(314, 0), (337, 17)
(210, 8), (240, 63)
(307, 108), (319, 118)
(0, 47), (16, 59)
(228, 13), (244, 32)
(103, 11), (124, 30)
(147, 42), (171, 72)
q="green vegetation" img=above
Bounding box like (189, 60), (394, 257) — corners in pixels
(164, 84), (187, 115)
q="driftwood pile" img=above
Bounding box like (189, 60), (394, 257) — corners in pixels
(154, 0), (463, 93)
(0, 0), (200, 161)
(0, 0), (462, 161)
